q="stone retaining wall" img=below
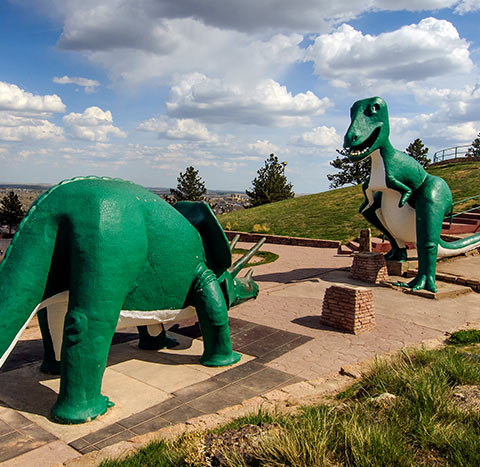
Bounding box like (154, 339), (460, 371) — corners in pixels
(225, 231), (341, 249)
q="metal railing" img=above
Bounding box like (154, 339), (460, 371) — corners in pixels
(433, 145), (470, 163)
(447, 193), (480, 224)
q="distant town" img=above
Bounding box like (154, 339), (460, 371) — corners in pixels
(0, 183), (249, 219)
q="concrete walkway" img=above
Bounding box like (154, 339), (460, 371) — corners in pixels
(1, 243), (480, 465)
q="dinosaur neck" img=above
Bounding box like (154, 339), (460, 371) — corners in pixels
(378, 138), (396, 160)
(0, 218), (58, 367)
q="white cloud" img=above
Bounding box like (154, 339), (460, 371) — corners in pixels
(294, 126), (342, 148)
(454, 0), (480, 13)
(63, 106), (126, 141)
(166, 74), (331, 127)
(248, 140), (280, 156)
(305, 18), (472, 90)
(0, 113), (64, 142)
(137, 117), (219, 142)
(53, 75), (100, 94)
(0, 81), (65, 113)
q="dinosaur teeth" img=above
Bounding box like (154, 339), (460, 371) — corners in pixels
(336, 146), (371, 157)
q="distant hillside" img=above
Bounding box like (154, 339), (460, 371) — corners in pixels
(218, 161), (480, 243)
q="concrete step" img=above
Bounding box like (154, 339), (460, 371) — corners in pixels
(442, 222), (478, 234)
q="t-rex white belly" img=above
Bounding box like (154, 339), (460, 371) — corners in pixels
(369, 150), (417, 246)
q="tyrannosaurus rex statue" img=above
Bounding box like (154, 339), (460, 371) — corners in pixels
(0, 176), (263, 424)
(338, 96), (480, 292)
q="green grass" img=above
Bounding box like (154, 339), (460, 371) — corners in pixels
(231, 248), (279, 267)
(447, 329), (480, 346)
(101, 342), (480, 467)
(218, 161), (480, 242)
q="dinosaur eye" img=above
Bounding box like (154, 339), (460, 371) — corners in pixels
(365, 103), (380, 116)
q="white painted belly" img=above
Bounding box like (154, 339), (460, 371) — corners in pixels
(369, 150), (416, 244)
(380, 189), (417, 244)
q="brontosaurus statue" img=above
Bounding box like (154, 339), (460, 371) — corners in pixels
(338, 97), (480, 292)
(0, 176), (263, 424)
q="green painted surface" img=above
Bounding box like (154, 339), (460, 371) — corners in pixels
(341, 97), (480, 292)
(0, 176), (260, 424)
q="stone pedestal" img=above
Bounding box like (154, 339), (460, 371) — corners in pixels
(386, 260), (410, 277)
(350, 252), (389, 284)
(321, 284), (375, 334)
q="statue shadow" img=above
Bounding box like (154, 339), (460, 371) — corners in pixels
(291, 315), (351, 333)
(0, 325), (215, 421)
(253, 267), (340, 284)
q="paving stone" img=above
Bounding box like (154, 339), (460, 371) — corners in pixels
(129, 416), (171, 436)
(81, 423), (125, 445)
(21, 424), (58, 443)
(185, 392), (231, 413)
(215, 360), (265, 383)
(148, 397), (185, 416)
(78, 445), (100, 455)
(230, 324), (278, 349)
(0, 419), (14, 437)
(239, 367), (295, 393)
(1, 410), (33, 429)
(161, 405), (204, 424)
(0, 431), (39, 463)
(214, 382), (258, 405)
(257, 335), (313, 363)
(227, 318), (258, 335)
(1, 440), (79, 467)
(68, 437), (91, 451)
(172, 377), (227, 402)
(235, 329), (305, 356)
(116, 410), (157, 429)
(93, 430), (135, 450)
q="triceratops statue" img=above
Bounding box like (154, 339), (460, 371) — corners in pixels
(0, 176), (264, 424)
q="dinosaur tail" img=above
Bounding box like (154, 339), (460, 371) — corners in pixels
(438, 233), (480, 257)
(0, 203), (60, 367)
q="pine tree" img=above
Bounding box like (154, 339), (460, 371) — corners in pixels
(0, 191), (25, 235)
(327, 156), (371, 188)
(246, 154), (294, 207)
(466, 132), (480, 159)
(170, 166), (207, 202)
(405, 138), (430, 167)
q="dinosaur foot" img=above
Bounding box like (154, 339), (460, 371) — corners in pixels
(200, 350), (241, 367)
(138, 331), (179, 350)
(51, 394), (114, 424)
(40, 359), (61, 375)
(384, 247), (407, 262)
(394, 274), (437, 293)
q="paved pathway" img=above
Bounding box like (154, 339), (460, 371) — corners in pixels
(1, 243), (480, 465)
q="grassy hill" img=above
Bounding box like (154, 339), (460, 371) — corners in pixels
(218, 161), (480, 243)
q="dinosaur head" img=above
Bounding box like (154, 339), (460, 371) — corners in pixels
(338, 96), (390, 161)
(219, 236), (265, 308)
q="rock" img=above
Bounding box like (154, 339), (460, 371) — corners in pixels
(370, 392), (397, 406)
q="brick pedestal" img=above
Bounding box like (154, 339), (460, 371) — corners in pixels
(350, 252), (389, 283)
(321, 285), (375, 334)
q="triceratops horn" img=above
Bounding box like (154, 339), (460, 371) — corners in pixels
(230, 234), (240, 250)
(245, 268), (253, 281)
(228, 237), (266, 278)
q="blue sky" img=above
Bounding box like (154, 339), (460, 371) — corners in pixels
(1, 1), (480, 193)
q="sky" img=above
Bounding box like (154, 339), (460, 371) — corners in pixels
(1, 1), (480, 193)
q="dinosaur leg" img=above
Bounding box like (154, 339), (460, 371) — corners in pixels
(401, 177), (452, 292)
(137, 324), (179, 350)
(193, 265), (241, 367)
(51, 219), (146, 424)
(361, 192), (407, 261)
(38, 308), (61, 375)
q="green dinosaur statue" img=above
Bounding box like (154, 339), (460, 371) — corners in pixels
(338, 96), (480, 293)
(0, 176), (263, 424)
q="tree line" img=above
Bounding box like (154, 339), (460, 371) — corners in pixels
(2, 131), (480, 236)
